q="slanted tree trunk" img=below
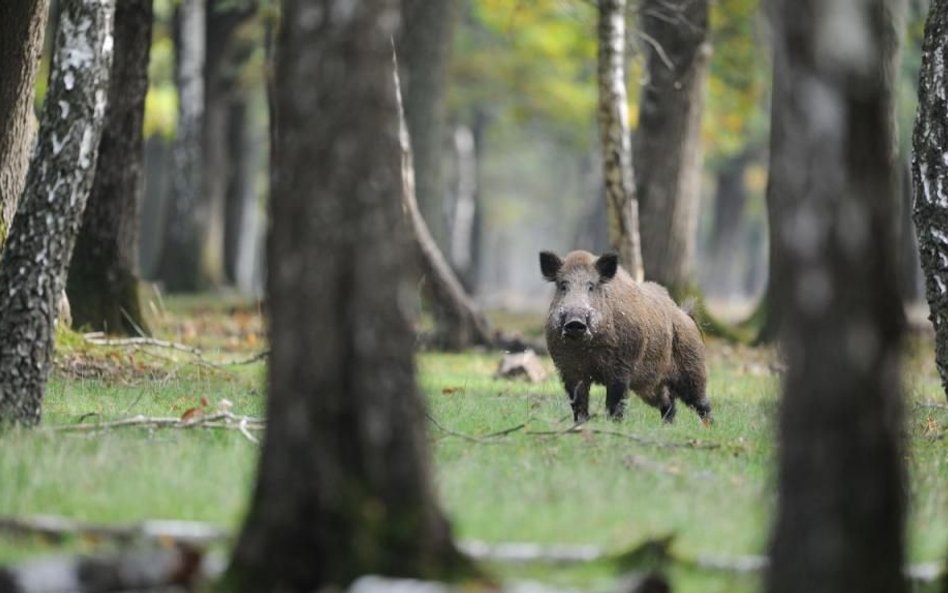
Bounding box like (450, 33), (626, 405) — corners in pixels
(634, 0), (710, 294)
(402, 111), (492, 350)
(157, 0), (206, 292)
(913, 0), (948, 399)
(766, 1), (907, 593)
(598, 0), (644, 281)
(227, 1), (477, 589)
(66, 0), (153, 336)
(0, 0), (49, 247)
(0, 0), (115, 426)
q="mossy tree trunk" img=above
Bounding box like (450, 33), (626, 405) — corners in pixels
(913, 0), (948, 401)
(598, 0), (644, 281)
(226, 0), (477, 589)
(0, 0), (114, 426)
(0, 0), (49, 248)
(766, 1), (908, 593)
(634, 0), (710, 294)
(66, 0), (152, 336)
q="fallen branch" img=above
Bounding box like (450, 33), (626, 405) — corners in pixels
(82, 333), (269, 369)
(47, 412), (265, 440)
(83, 334), (203, 355)
(525, 425), (722, 450)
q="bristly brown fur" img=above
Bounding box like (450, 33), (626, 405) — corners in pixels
(541, 250), (712, 424)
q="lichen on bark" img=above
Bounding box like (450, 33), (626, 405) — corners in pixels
(0, 0), (115, 426)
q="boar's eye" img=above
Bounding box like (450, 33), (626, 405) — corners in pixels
(558, 281), (568, 292)
(587, 282), (595, 292)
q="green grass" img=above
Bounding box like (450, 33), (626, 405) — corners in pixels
(0, 305), (946, 592)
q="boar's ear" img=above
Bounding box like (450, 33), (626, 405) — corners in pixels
(595, 253), (619, 280)
(539, 251), (562, 281)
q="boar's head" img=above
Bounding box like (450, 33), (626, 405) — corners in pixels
(540, 250), (618, 340)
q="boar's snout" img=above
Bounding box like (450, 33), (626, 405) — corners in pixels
(558, 310), (592, 339)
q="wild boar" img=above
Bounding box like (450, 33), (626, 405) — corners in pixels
(540, 250), (712, 424)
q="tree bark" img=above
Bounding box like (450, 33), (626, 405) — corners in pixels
(598, 0), (644, 281)
(398, 0), (458, 251)
(913, 0), (948, 399)
(634, 0), (710, 293)
(66, 0), (152, 336)
(0, 0), (49, 247)
(766, 2), (907, 593)
(205, 0), (258, 287)
(227, 1), (476, 589)
(0, 0), (115, 426)
(448, 124), (479, 292)
(157, 0), (206, 292)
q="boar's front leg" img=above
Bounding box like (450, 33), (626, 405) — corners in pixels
(565, 378), (590, 423)
(605, 381), (629, 421)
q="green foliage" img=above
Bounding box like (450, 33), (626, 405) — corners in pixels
(703, 0), (770, 166)
(449, 0), (598, 147)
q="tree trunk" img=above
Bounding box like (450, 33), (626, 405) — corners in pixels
(227, 1), (476, 590)
(766, 2), (907, 593)
(0, 0), (49, 247)
(913, 0), (948, 399)
(705, 149), (753, 299)
(634, 0), (710, 293)
(751, 31), (794, 344)
(157, 0), (206, 292)
(398, 0), (458, 251)
(206, 0), (258, 287)
(66, 0), (152, 337)
(598, 0), (644, 281)
(897, 158), (923, 303)
(401, 113), (492, 350)
(0, 0), (115, 426)
(448, 125), (479, 292)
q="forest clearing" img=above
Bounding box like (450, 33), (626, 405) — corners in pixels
(3, 0), (948, 591)
(0, 299), (945, 592)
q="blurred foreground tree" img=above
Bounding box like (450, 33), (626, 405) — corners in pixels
(67, 0), (153, 336)
(157, 0), (207, 291)
(766, 1), (908, 593)
(598, 0), (644, 280)
(634, 0), (710, 295)
(0, 0), (114, 425)
(0, 0), (49, 247)
(226, 0), (478, 588)
(913, 0), (948, 402)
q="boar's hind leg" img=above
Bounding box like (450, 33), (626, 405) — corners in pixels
(605, 381), (629, 421)
(655, 384), (676, 423)
(671, 374), (712, 424)
(565, 379), (590, 423)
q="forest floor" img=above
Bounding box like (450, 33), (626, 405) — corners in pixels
(0, 296), (945, 592)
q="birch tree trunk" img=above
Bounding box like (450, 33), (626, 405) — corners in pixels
(913, 0), (948, 401)
(634, 0), (710, 294)
(227, 0), (477, 589)
(67, 0), (152, 336)
(0, 0), (49, 247)
(598, 0), (643, 281)
(157, 0), (206, 292)
(0, 0), (115, 426)
(766, 1), (908, 592)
